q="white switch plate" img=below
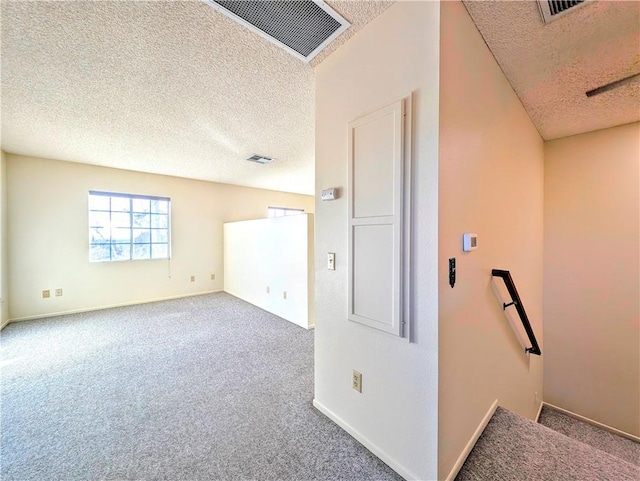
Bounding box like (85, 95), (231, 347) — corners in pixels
(327, 252), (336, 270)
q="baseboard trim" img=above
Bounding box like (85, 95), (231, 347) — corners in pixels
(445, 399), (499, 481)
(1, 318), (10, 330)
(223, 289), (313, 330)
(542, 402), (640, 443)
(6, 290), (224, 324)
(535, 400), (544, 422)
(312, 399), (421, 481)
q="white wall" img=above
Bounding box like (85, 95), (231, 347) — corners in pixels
(438, 1), (545, 478)
(6, 154), (314, 321)
(314, 3), (440, 480)
(1, 150), (8, 327)
(544, 122), (640, 436)
(224, 214), (314, 329)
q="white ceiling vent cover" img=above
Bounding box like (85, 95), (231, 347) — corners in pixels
(537, 0), (589, 23)
(204, 0), (350, 63)
(246, 154), (274, 164)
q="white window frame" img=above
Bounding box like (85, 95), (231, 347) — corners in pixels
(268, 206), (304, 217)
(88, 190), (171, 263)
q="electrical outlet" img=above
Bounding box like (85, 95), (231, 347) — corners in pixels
(283, 291), (287, 300)
(266, 286), (270, 294)
(190, 275), (195, 282)
(55, 288), (63, 297)
(210, 274), (216, 280)
(42, 290), (50, 299)
(352, 370), (362, 393)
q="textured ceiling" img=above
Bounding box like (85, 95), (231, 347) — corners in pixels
(2, 1), (638, 194)
(0, 0), (391, 195)
(463, 0), (640, 140)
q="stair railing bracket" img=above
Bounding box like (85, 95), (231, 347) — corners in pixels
(492, 269), (542, 357)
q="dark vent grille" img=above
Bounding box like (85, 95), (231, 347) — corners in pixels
(548, 0), (585, 16)
(212, 1), (343, 58)
(246, 154), (274, 164)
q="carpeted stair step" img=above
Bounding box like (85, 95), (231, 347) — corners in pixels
(456, 406), (640, 481)
(538, 406), (640, 467)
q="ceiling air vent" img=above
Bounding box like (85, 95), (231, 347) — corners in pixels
(203, 0), (350, 63)
(537, 0), (588, 24)
(246, 154), (274, 164)
(586, 73), (640, 97)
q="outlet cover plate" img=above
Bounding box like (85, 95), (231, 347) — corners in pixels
(352, 369), (362, 393)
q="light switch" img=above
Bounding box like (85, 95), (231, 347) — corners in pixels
(327, 252), (336, 270)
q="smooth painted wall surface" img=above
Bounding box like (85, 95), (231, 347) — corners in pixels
(439, 2), (544, 478)
(314, 3), (440, 480)
(544, 123), (640, 436)
(224, 214), (314, 329)
(6, 154), (314, 320)
(1, 151), (8, 327)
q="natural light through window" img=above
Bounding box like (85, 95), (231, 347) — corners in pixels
(268, 207), (304, 217)
(88, 191), (170, 262)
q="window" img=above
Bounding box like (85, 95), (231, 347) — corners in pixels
(88, 191), (170, 262)
(268, 207), (304, 217)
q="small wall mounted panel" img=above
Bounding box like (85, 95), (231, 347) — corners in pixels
(353, 111), (396, 218)
(352, 223), (394, 326)
(347, 96), (410, 337)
